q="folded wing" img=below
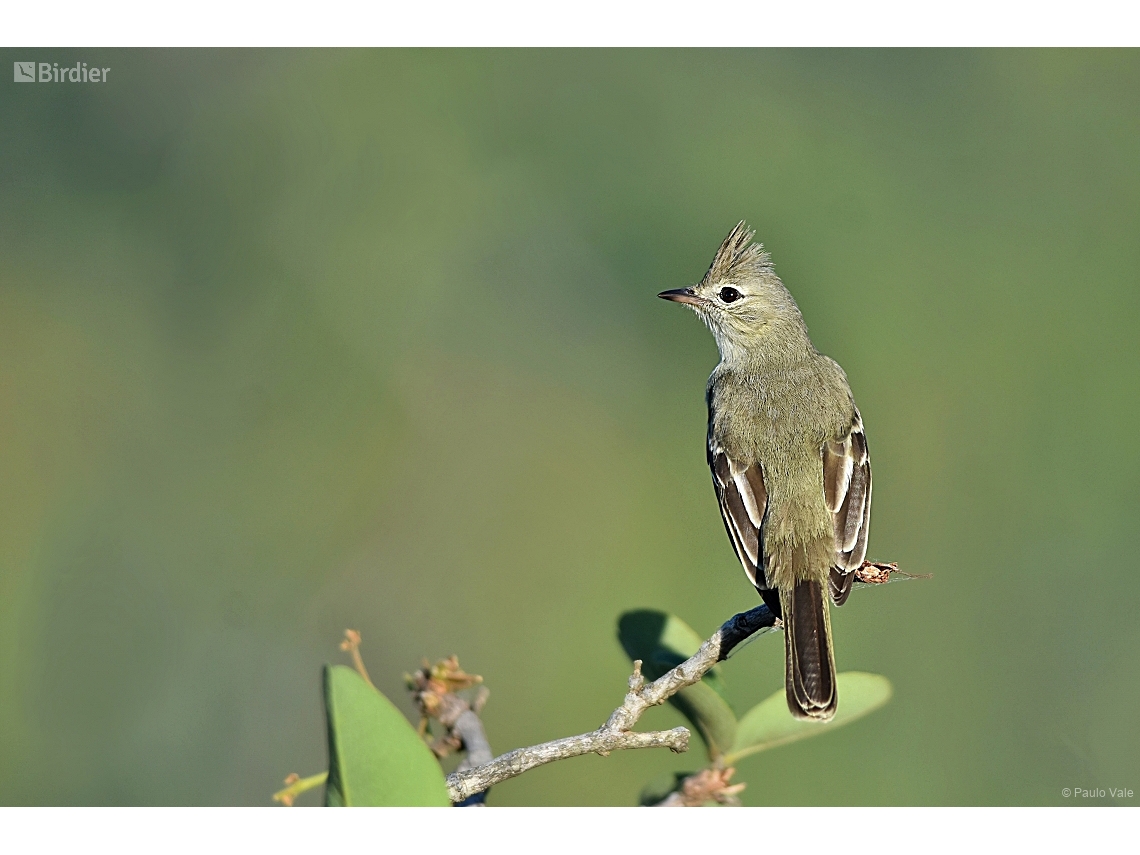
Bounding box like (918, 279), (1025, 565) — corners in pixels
(823, 412), (872, 605)
(708, 440), (772, 602)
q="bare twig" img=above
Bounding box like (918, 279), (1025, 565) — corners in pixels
(453, 708), (494, 771)
(445, 604), (779, 803)
(339, 630), (372, 687)
(454, 687), (494, 773)
(446, 723), (690, 804)
(448, 706), (496, 806)
(444, 560), (915, 804)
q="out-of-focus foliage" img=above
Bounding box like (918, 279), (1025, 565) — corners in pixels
(1, 49), (1138, 805)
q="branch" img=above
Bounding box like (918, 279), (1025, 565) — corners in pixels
(451, 692), (494, 806)
(454, 689), (494, 771)
(444, 560), (915, 804)
(445, 604), (778, 803)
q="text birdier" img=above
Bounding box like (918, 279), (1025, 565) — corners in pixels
(14, 62), (110, 83)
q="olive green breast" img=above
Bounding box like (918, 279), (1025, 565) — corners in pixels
(708, 353), (855, 558)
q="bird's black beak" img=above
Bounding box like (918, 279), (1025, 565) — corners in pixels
(657, 287), (703, 307)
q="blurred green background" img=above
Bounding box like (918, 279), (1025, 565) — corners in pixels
(1, 49), (1138, 806)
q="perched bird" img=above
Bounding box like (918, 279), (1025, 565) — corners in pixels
(659, 222), (871, 721)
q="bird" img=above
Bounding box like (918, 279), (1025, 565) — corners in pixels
(658, 221), (871, 721)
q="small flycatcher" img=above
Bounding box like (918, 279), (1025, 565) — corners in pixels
(659, 222), (871, 721)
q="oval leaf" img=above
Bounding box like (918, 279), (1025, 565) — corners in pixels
(724, 671), (892, 765)
(323, 665), (450, 806)
(618, 610), (736, 759)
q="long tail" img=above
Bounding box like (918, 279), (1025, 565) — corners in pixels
(781, 579), (837, 721)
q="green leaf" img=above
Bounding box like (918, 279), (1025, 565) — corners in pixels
(617, 610), (737, 760)
(723, 671), (892, 765)
(323, 665), (450, 806)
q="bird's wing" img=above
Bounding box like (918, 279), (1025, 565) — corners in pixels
(708, 439), (771, 596)
(822, 412), (872, 605)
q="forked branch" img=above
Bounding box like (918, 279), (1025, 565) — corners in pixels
(445, 561), (914, 803)
(445, 603), (778, 803)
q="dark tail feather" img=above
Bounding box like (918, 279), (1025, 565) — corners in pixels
(829, 566), (854, 606)
(781, 579), (837, 721)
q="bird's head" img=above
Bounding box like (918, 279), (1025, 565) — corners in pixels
(658, 221), (806, 363)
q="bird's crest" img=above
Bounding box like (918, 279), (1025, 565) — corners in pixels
(702, 220), (772, 285)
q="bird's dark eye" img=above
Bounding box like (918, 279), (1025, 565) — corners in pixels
(718, 286), (742, 304)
